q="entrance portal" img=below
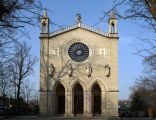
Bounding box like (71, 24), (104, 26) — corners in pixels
(92, 83), (101, 115)
(56, 83), (65, 114)
(74, 83), (83, 115)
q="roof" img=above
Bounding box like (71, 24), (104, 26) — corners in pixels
(41, 23), (110, 38)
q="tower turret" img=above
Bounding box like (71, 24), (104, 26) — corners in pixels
(41, 9), (49, 34)
(108, 10), (118, 36)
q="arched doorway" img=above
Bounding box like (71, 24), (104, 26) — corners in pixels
(74, 83), (83, 115)
(92, 83), (101, 115)
(56, 83), (65, 114)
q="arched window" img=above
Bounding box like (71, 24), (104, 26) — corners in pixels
(111, 23), (115, 33)
(42, 22), (47, 33)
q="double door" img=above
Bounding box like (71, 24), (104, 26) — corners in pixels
(74, 95), (83, 114)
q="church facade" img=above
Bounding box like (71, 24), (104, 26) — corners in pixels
(39, 10), (119, 117)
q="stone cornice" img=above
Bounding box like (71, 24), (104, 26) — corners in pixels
(108, 90), (119, 92)
(40, 23), (118, 38)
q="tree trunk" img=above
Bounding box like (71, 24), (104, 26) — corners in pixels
(16, 82), (21, 114)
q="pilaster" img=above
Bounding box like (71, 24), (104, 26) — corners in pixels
(101, 91), (106, 116)
(65, 90), (74, 117)
(84, 91), (92, 117)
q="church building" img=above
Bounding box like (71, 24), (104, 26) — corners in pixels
(39, 10), (119, 117)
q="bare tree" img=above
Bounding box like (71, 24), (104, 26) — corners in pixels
(0, 61), (14, 97)
(124, 0), (156, 31)
(0, 0), (42, 73)
(144, 53), (156, 78)
(94, 0), (156, 53)
(21, 80), (37, 104)
(95, 0), (156, 30)
(10, 41), (38, 112)
(0, 0), (42, 35)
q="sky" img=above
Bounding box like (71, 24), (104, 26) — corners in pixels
(26, 0), (150, 100)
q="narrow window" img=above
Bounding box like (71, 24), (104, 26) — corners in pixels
(111, 23), (115, 33)
(42, 22), (46, 33)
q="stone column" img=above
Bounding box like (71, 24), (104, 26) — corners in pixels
(86, 91), (92, 116)
(83, 90), (87, 116)
(39, 91), (48, 116)
(65, 90), (74, 117)
(65, 90), (68, 116)
(101, 91), (106, 116)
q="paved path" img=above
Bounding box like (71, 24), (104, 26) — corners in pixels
(0, 116), (154, 120)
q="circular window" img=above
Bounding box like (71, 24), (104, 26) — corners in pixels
(68, 42), (89, 62)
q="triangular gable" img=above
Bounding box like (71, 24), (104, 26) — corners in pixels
(49, 23), (109, 37)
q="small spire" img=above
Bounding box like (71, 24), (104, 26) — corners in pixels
(76, 13), (82, 24)
(109, 9), (116, 19)
(43, 8), (47, 18)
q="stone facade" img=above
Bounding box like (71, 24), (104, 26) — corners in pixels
(39, 10), (119, 117)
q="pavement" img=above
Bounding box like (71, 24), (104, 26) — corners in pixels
(0, 116), (154, 120)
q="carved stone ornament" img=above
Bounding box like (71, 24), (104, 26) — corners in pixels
(49, 64), (55, 77)
(99, 48), (106, 56)
(105, 64), (111, 77)
(52, 48), (59, 56)
(67, 63), (73, 77)
(86, 63), (92, 77)
(76, 13), (82, 24)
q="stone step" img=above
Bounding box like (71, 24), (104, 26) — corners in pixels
(48, 117), (119, 120)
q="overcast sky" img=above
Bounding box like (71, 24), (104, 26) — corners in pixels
(26, 0), (153, 100)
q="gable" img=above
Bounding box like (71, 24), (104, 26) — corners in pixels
(48, 23), (109, 38)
